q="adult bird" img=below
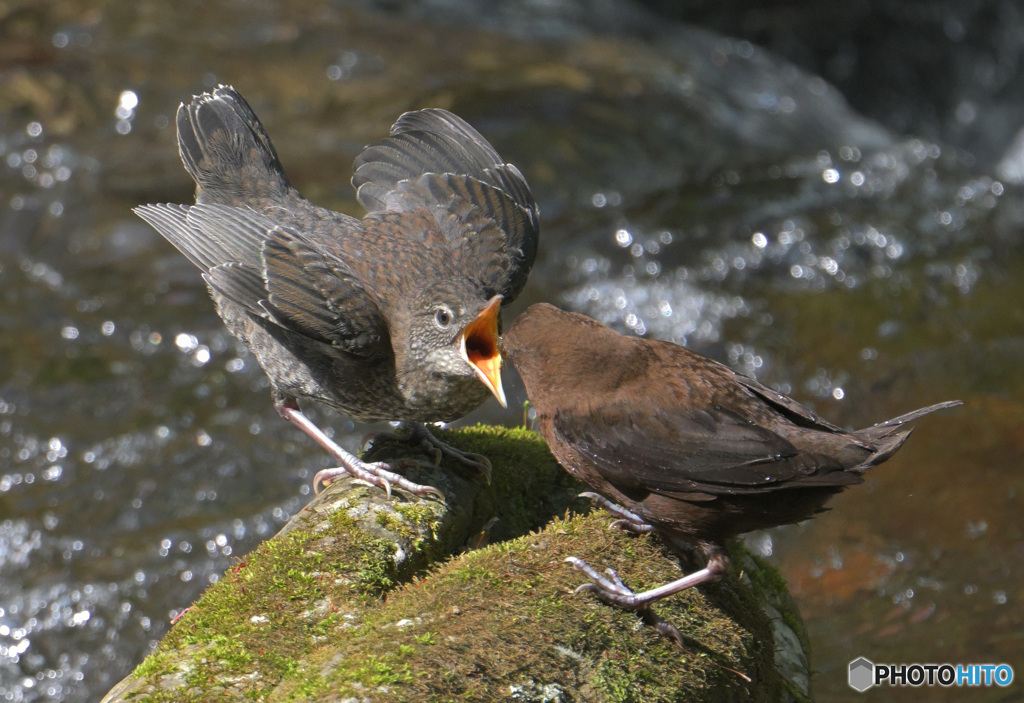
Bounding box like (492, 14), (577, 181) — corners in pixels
(502, 303), (959, 637)
(136, 85), (538, 497)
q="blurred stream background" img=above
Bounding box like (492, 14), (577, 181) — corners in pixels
(1, 1), (1022, 700)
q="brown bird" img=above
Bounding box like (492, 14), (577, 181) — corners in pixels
(503, 303), (959, 633)
(135, 85), (538, 497)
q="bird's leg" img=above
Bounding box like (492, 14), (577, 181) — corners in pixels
(579, 492), (653, 534)
(565, 549), (729, 610)
(273, 396), (444, 500)
(368, 422), (492, 485)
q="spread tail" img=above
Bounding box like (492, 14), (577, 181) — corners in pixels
(176, 85), (295, 205)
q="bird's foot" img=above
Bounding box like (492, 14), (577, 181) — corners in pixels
(565, 557), (659, 609)
(311, 456), (442, 500)
(565, 557), (635, 602)
(369, 423), (492, 484)
(564, 557), (685, 646)
(275, 398), (444, 500)
(565, 555), (723, 609)
(579, 492), (653, 534)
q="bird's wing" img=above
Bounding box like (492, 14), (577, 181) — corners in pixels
(136, 203), (266, 272)
(352, 109), (538, 302)
(376, 174), (535, 300)
(550, 400), (857, 498)
(353, 108), (536, 222)
(258, 234), (388, 356)
(734, 374), (846, 432)
(137, 203), (387, 357)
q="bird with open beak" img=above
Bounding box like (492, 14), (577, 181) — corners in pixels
(136, 85), (538, 497)
(503, 303), (959, 640)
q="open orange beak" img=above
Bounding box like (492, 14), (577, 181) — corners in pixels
(460, 294), (506, 408)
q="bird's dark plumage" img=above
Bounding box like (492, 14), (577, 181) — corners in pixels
(136, 85), (538, 496)
(502, 303), (960, 630)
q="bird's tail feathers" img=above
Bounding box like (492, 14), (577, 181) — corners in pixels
(865, 400), (962, 433)
(177, 84), (293, 205)
(855, 399), (961, 468)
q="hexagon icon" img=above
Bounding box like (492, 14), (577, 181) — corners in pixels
(848, 657), (874, 692)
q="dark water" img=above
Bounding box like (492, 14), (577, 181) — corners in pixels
(1, 1), (1022, 701)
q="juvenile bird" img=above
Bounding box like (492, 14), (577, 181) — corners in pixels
(136, 85), (538, 497)
(502, 303), (959, 634)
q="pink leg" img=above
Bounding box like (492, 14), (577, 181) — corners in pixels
(565, 530), (730, 647)
(274, 397), (444, 500)
(565, 549), (729, 609)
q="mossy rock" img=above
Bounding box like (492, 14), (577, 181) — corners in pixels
(101, 425), (812, 702)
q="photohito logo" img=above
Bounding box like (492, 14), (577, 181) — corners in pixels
(849, 657), (1014, 691)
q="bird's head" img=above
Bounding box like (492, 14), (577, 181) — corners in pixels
(398, 282), (506, 412)
(502, 303), (628, 394)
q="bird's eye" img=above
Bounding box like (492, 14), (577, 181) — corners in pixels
(434, 308), (453, 328)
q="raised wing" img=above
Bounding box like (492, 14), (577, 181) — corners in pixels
(352, 109), (538, 301)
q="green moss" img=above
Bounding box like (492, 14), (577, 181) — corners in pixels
(393, 502), (439, 532)
(131, 651), (176, 680)
(124, 690), (199, 703)
(202, 634), (254, 668)
(293, 510), (773, 701)
(279, 674), (330, 702)
(413, 631), (438, 645)
(357, 655), (415, 686)
(375, 510), (402, 531)
(353, 537), (401, 596)
(129, 498), (413, 698)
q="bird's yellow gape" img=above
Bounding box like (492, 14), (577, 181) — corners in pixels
(461, 294), (506, 408)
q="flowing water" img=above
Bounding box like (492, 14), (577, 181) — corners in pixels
(1, 1), (1022, 701)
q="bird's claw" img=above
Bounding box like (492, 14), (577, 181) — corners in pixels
(565, 556), (639, 605)
(371, 423), (492, 484)
(313, 459), (444, 501)
(446, 446), (491, 474)
(277, 403), (445, 500)
(608, 518), (654, 534)
(642, 609), (684, 648)
(413, 427), (492, 483)
(368, 429), (439, 466)
(566, 556), (684, 646)
(578, 492), (653, 533)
